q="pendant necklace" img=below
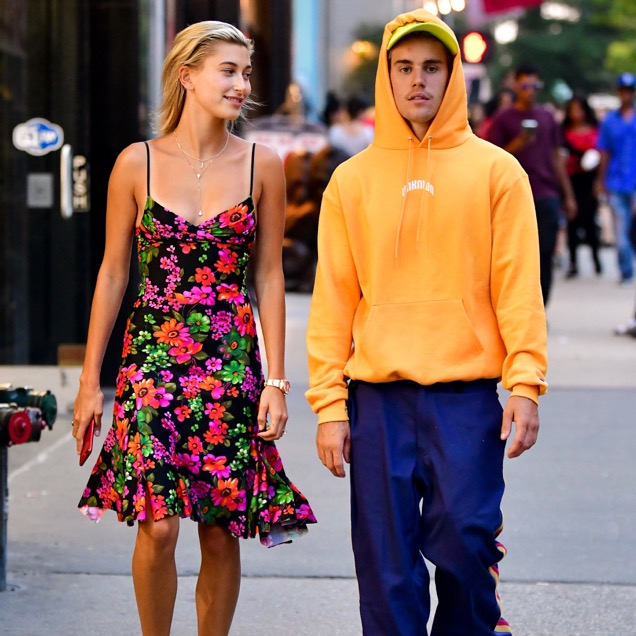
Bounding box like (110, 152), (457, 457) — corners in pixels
(174, 131), (230, 217)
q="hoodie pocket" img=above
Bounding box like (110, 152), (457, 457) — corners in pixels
(355, 299), (484, 379)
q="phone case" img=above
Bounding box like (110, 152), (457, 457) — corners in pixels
(79, 419), (95, 466)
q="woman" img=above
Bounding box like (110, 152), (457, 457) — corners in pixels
(72, 21), (315, 635)
(562, 94), (602, 277)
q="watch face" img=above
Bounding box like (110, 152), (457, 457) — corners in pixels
(282, 380), (291, 394)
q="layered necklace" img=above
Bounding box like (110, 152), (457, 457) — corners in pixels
(174, 130), (230, 217)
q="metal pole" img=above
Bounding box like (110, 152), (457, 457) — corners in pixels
(0, 446), (8, 592)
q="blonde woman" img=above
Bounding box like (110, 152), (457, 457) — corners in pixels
(72, 21), (315, 635)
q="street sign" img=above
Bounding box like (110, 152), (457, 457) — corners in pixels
(12, 118), (64, 156)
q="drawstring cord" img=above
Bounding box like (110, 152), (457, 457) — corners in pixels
(415, 135), (433, 251)
(395, 136), (415, 261)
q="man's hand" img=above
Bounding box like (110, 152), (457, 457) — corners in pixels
(316, 420), (351, 478)
(501, 395), (540, 458)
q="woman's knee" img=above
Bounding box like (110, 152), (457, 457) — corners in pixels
(137, 515), (180, 553)
(198, 524), (239, 558)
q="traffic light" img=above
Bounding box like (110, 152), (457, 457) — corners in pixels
(461, 31), (491, 64)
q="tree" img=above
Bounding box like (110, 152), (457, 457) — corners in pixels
(490, 0), (622, 99)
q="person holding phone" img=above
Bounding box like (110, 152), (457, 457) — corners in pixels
(487, 63), (577, 306)
(71, 20), (315, 635)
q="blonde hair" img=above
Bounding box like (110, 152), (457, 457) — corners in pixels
(156, 21), (255, 135)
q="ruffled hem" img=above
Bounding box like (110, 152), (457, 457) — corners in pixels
(78, 502), (314, 548)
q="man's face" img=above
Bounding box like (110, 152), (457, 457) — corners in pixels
(515, 73), (542, 107)
(389, 36), (451, 140)
(618, 87), (635, 108)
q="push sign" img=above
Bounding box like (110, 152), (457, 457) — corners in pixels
(13, 118), (64, 156)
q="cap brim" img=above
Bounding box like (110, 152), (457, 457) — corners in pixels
(387, 21), (458, 55)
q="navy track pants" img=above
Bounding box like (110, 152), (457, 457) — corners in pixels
(348, 379), (511, 636)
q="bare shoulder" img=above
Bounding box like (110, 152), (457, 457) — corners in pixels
(115, 141), (148, 168)
(252, 142), (283, 173)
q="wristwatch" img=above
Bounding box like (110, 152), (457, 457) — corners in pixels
(265, 378), (291, 395)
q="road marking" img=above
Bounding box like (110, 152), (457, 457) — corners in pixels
(7, 434), (69, 485)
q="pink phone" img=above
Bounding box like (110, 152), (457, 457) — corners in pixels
(79, 419), (95, 466)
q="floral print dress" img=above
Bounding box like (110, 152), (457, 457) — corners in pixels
(79, 143), (316, 547)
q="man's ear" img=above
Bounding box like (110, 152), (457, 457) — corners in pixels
(178, 66), (193, 90)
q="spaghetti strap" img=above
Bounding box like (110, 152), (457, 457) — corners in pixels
(249, 143), (256, 196)
(143, 141), (150, 199)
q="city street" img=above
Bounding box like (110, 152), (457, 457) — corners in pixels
(1, 246), (635, 635)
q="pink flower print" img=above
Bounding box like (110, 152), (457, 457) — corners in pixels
(175, 285), (215, 306)
(177, 452), (201, 474)
(168, 340), (203, 363)
(217, 283), (245, 305)
(160, 370), (173, 383)
(211, 478), (246, 511)
(234, 304), (256, 337)
(204, 420), (229, 445)
(228, 520), (244, 537)
(215, 249), (238, 274)
(202, 454), (231, 478)
(263, 444), (283, 472)
(218, 204), (254, 234)
(133, 378), (171, 410)
(122, 364), (144, 384)
(206, 357), (223, 373)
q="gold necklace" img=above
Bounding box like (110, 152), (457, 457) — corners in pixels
(174, 131), (230, 217)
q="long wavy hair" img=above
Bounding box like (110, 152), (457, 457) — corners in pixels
(156, 21), (255, 135)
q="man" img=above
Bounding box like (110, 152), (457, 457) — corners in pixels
(306, 9), (547, 636)
(596, 72), (636, 286)
(487, 63), (576, 306)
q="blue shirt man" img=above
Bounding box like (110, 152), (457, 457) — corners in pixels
(597, 72), (636, 283)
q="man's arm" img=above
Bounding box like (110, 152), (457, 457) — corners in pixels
(306, 172), (361, 476)
(490, 170), (548, 404)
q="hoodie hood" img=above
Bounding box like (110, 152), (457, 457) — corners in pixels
(374, 9), (471, 150)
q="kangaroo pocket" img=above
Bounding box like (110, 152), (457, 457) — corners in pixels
(353, 299), (485, 382)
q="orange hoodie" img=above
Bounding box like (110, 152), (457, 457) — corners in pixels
(306, 9), (547, 424)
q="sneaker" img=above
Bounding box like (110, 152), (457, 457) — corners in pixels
(618, 277), (634, 287)
(614, 319), (636, 336)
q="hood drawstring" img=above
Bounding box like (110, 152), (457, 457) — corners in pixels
(394, 136), (415, 261)
(415, 135), (433, 252)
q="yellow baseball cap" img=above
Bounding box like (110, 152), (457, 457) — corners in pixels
(387, 21), (458, 55)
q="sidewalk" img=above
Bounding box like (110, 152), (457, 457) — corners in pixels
(1, 245), (635, 635)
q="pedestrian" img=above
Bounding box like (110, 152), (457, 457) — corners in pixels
(72, 21), (315, 636)
(327, 94), (375, 157)
(306, 9), (547, 635)
(561, 93), (602, 278)
(487, 62), (577, 306)
(476, 87), (515, 139)
(595, 72), (636, 286)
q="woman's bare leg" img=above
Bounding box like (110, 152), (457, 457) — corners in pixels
(132, 515), (180, 636)
(196, 524), (241, 636)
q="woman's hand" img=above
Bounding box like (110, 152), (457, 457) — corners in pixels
(72, 385), (105, 455)
(257, 386), (288, 440)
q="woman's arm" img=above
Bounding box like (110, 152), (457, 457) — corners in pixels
(72, 143), (144, 454)
(250, 144), (288, 441)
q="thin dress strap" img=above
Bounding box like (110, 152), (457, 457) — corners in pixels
(249, 143), (256, 197)
(143, 141), (151, 199)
